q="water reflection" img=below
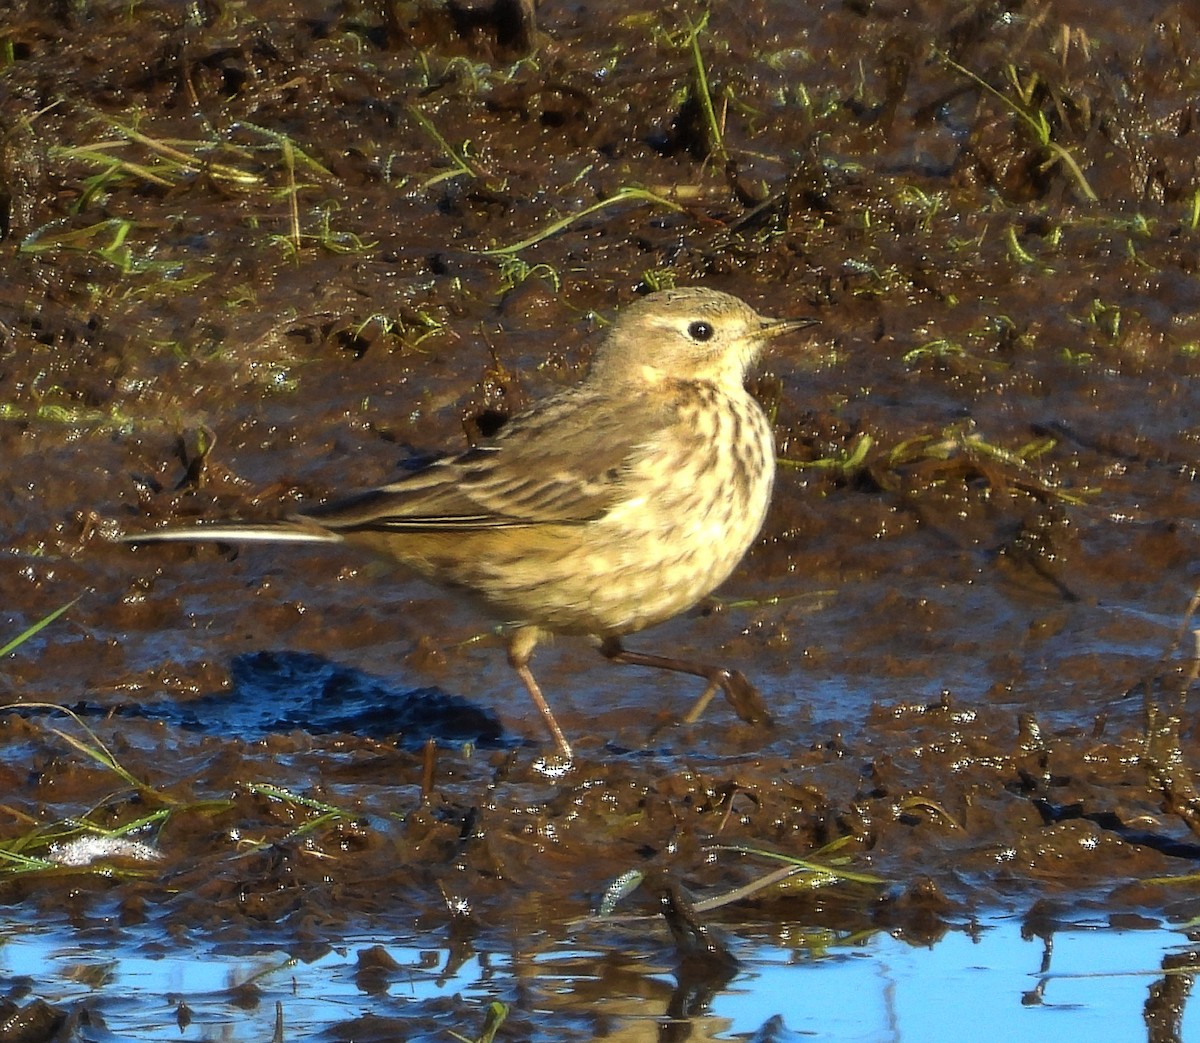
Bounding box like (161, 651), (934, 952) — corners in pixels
(0, 914), (1197, 1042)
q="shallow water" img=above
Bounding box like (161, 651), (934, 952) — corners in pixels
(3, 911), (1196, 1041)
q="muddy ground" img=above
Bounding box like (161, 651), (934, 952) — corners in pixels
(2, 0), (1200, 1037)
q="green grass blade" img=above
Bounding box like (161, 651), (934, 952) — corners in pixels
(0, 596), (83, 657)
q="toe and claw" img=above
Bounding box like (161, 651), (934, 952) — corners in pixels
(598, 637), (773, 727)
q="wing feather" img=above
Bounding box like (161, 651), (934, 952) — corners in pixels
(300, 390), (673, 534)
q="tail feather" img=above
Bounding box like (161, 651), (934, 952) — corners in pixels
(118, 520), (343, 545)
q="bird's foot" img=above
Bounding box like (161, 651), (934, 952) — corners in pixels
(683, 668), (773, 727)
(532, 750), (575, 778)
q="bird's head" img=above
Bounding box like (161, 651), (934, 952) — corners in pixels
(589, 286), (816, 391)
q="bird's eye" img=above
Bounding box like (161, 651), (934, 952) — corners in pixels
(687, 320), (714, 342)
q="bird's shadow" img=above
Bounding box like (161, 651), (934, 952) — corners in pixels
(43, 651), (512, 751)
(196, 651), (512, 750)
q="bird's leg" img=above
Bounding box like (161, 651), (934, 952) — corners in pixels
(598, 637), (774, 727)
(507, 627), (574, 762)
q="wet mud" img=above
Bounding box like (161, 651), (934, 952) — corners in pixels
(2, 0), (1200, 1037)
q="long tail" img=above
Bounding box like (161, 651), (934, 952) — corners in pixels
(118, 519), (343, 545)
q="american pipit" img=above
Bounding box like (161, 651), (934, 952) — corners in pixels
(121, 287), (815, 761)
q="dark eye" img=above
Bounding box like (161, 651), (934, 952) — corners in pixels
(687, 320), (714, 341)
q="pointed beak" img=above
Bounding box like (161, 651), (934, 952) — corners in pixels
(756, 316), (820, 341)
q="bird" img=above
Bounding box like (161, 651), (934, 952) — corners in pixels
(120, 287), (816, 763)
